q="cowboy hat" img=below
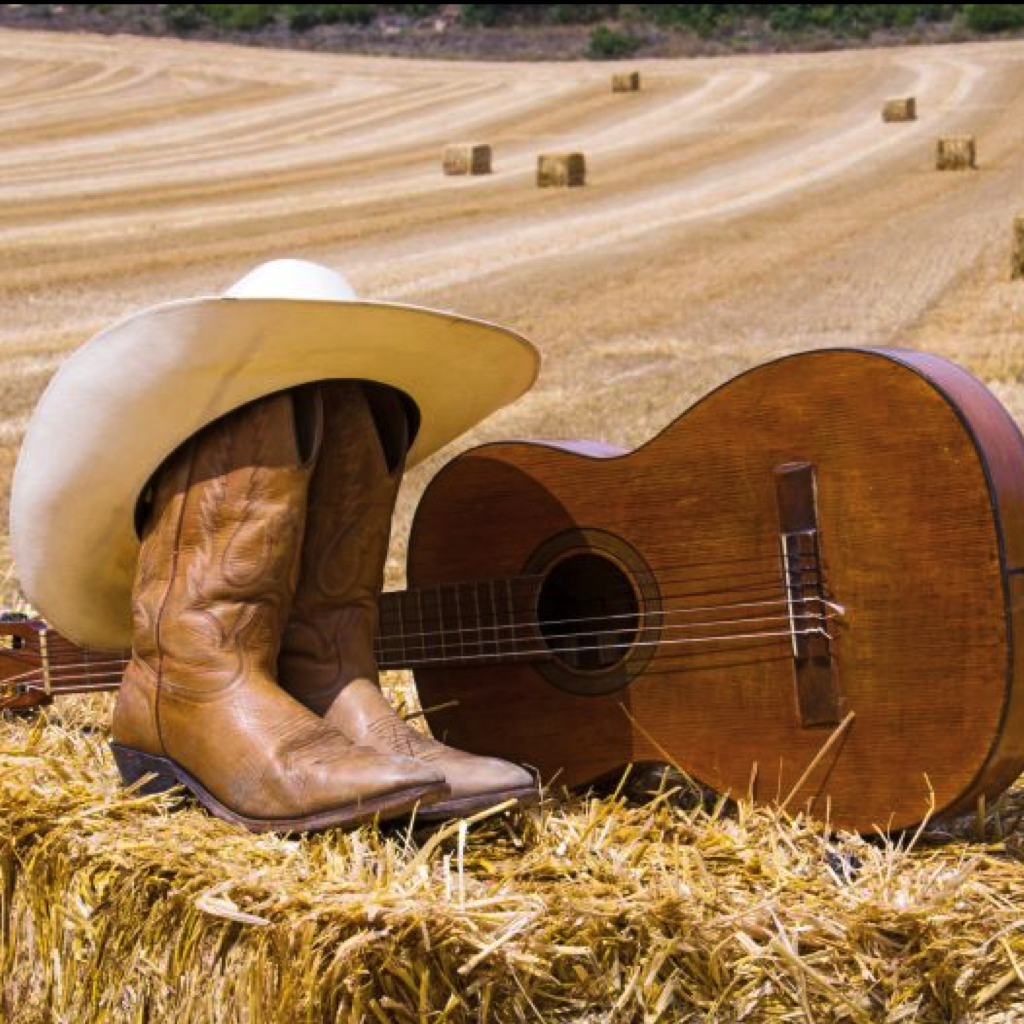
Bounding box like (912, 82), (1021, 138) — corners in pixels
(10, 258), (540, 650)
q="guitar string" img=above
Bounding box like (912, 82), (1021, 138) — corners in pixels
(23, 549), (819, 656)
(376, 608), (835, 657)
(375, 579), (817, 636)
(20, 612), (835, 682)
(391, 564), (814, 592)
(8, 624), (833, 694)
(4, 594), (831, 677)
(384, 564), (816, 605)
(27, 561), (817, 659)
(2, 586), (834, 689)
(24, 578), (829, 664)
(8, 628), (827, 694)
(372, 566), (824, 646)
(11, 551), (815, 648)
(377, 626), (833, 666)
(374, 594), (834, 650)
(392, 550), (809, 589)
(3, 619), (834, 694)
(4, 550), (829, 692)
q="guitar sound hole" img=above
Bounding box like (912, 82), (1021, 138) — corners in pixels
(538, 553), (639, 672)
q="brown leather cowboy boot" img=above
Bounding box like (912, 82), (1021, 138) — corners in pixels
(278, 380), (537, 821)
(110, 387), (448, 832)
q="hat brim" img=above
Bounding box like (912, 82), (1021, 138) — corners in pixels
(10, 295), (539, 649)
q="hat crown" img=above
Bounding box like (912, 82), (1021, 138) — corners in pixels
(224, 259), (357, 302)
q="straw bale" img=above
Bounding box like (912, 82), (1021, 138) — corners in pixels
(1012, 215), (1024, 280)
(882, 96), (916, 122)
(612, 72), (641, 93)
(937, 135), (977, 170)
(5, 692), (1024, 1022)
(442, 143), (492, 176)
(537, 152), (586, 188)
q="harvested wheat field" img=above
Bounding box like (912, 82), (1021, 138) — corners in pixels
(6, 26), (1024, 1022)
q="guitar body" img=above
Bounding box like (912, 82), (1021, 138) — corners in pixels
(408, 348), (1024, 832)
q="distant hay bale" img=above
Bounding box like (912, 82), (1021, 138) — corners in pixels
(442, 143), (492, 176)
(882, 97), (916, 122)
(936, 135), (977, 171)
(536, 152), (586, 188)
(1012, 215), (1024, 279)
(612, 72), (641, 93)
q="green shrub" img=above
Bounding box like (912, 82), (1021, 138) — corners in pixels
(389, 4), (442, 15)
(196, 5), (277, 31)
(587, 23), (643, 58)
(462, 4), (613, 27)
(164, 4), (204, 31)
(962, 4), (1024, 32)
(284, 4), (377, 30)
(461, 4), (521, 26)
(637, 4), (756, 36)
(549, 5), (614, 23)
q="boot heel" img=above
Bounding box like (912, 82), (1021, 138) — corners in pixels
(110, 743), (180, 796)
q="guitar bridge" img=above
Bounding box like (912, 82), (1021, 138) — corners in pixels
(774, 462), (842, 727)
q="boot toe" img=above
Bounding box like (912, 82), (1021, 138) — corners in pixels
(266, 728), (448, 820)
(414, 754), (538, 822)
(446, 755), (536, 802)
(358, 748), (446, 792)
(310, 747), (445, 807)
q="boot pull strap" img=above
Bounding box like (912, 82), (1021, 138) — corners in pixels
(360, 382), (418, 476)
(290, 384), (324, 469)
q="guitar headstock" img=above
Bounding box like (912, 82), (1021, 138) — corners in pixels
(0, 614), (54, 709)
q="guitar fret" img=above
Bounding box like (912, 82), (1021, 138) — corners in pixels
(505, 578), (518, 655)
(416, 589), (426, 662)
(488, 580), (500, 657)
(374, 596), (387, 665)
(472, 583), (484, 659)
(377, 594), (400, 669)
(396, 596), (406, 668)
(436, 586), (446, 660)
(38, 628), (51, 695)
(455, 582), (465, 661)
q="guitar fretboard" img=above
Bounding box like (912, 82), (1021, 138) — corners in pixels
(0, 575), (552, 705)
(377, 577), (546, 668)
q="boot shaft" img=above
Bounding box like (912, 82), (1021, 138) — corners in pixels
(279, 381), (409, 710)
(134, 390), (320, 690)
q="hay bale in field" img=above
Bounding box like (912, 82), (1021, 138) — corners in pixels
(936, 135), (977, 170)
(536, 152), (586, 188)
(882, 97), (916, 122)
(612, 71), (641, 93)
(1012, 215), (1024, 279)
(442, 143), (492, 175)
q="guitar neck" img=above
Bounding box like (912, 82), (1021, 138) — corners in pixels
(377, 578), (548, 670)
(0, 577), (550, 707)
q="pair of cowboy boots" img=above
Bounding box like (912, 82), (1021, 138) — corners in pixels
(110, 381), (534, 831)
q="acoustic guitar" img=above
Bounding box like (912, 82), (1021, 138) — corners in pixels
(4, 347), (1024, 833)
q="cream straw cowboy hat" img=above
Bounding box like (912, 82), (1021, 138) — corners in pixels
(10, 258), (540, 650)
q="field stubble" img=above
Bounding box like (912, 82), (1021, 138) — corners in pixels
(4, 27), (1024, 1022)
